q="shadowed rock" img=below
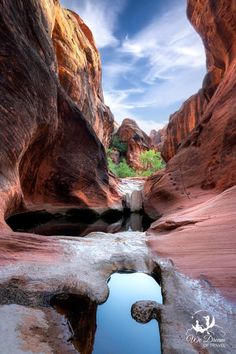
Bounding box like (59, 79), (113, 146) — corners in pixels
(0, 0), (121, 228)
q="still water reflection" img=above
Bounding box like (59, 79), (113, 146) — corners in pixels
(93, 273), (162, 354)
(51, 273), (162, 354)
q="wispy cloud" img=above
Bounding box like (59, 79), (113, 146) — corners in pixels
(120, 5), (205, 83)
(61, 0), (206, 134)
(103, 2), (206, 132)
(61, 0), (125, 48)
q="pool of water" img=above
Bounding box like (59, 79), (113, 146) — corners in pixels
(94, 273), (162, 354)
(51, 272), (162, 354)
(6, 210), (153, 236)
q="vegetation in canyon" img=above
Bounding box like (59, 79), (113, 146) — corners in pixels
(107, 136), (165, 178)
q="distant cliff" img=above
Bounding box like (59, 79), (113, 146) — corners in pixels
(115, 118), (151, 170)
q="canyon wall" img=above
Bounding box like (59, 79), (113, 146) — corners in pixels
(0, 0), (120, 229)
(149, 128), (166, 152)
(144, 0), (236, 302)
(52, 6), (114, 147)
(160, 0), (232, 162)
(161, 90), (207, 161)
(144, 0), (236, 218)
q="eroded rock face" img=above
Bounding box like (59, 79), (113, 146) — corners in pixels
(0, 0), (120, 228)
(116, 118), (151, 169)
(144, 0), (236, 218)
(161, 90), (208, 161)
(160, 0), (236, 162)
(52, 7), (114, 146)
(149, 127), (166, 152)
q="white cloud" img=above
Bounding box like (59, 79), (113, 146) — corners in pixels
(134, 118), (167, 135)
(61, 0), (125, 48)
(104, 90), (167, 134)
(120, 4), (205, 83)
(61, 0), (206, 134)
(101, 2), (206, 133)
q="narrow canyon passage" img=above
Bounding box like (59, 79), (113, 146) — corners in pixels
(0, 0), (236, 353)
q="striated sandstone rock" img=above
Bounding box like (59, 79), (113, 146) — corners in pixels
(116, 118), (151, 169)
(52, 7), (114, 146)
(161, 90), (208, 161)
(144, 0), (236, 219)
(149, 127), (166, 152)
(147, 187), (236, 301)
(160, 0), (236, 161)
(144, 0), (236, 306)
(0, 0), (120, 229)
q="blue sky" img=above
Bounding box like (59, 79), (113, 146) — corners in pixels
(61, 0), (206, 133)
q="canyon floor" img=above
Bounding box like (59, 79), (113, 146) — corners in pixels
(0, 180), (235, 354)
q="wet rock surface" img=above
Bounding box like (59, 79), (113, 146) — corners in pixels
(0, 231), (235, 353)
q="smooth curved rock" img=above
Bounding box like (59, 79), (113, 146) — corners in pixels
(52, 6), (114, 146)
(144, 0), (236, 219)
(0, 0), (120, 228)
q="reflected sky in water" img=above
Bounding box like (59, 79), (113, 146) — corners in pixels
(93, 273), (162, 354)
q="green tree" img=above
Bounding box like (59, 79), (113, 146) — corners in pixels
(116, 159), (136, 178)
(140, 150), (165, 176)
(110, 136), (128, 154)
(107, 156), (117, 175)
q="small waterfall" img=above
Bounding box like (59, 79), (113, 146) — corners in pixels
(118, 178), (145, 212)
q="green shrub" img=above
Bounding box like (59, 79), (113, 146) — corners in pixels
(107, 148), (165, 178)
(110, 136), (128, 154)
(107, 156), (117, 175)
(116, 159), (135, 178)
(108, 157), (135, 178)
(140, 150), (165, 176)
